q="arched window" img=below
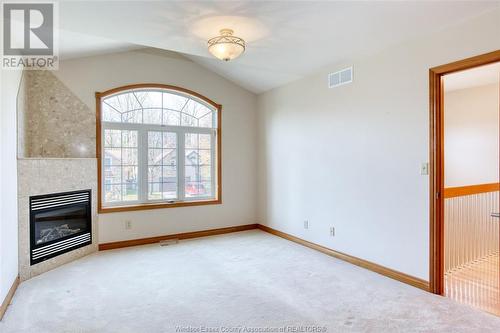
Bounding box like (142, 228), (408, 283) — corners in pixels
(96, 84), (221, 212)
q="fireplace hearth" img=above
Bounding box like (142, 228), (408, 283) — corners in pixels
(30, 190), (92, 265)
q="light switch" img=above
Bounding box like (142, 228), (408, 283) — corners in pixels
(420, 162), (429, 175)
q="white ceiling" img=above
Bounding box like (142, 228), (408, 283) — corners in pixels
(58, 29), (142, 60)
(444, 62), (500, 92)
(57, 1), (500, 94)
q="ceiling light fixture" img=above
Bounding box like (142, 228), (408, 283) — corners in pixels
(207, 29), (245, 61)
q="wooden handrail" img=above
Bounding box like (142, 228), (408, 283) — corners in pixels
(443, 183), (500, 198)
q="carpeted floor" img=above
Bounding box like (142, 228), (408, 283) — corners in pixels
(2, 229), (500, 333)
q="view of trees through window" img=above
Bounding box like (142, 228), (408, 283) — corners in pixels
(100, 87), (218, 207)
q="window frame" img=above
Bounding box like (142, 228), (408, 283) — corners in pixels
(96, 83), (222, 213)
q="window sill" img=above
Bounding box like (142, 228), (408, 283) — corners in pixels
(98, 199), (221, 214)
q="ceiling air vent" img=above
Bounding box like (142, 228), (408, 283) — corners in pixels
(328, 66), (353, 88)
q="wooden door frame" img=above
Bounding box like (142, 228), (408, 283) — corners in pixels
(429, 50), (500, 294)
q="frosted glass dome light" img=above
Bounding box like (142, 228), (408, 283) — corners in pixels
(207, 29), (246, 61)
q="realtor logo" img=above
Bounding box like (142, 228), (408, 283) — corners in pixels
(2, 2), (58, 69)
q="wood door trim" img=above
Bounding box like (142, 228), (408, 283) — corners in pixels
(429, 50), (500, 295)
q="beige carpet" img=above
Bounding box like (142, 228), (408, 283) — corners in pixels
(1, 230), (500, 333)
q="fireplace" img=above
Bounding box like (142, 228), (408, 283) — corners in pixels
(30, 190), (92, 265)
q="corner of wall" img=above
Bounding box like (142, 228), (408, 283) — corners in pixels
(0, 69), (22, 303)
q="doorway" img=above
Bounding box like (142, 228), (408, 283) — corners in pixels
(429, 50), (500, 315)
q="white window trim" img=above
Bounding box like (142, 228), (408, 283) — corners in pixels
(101, 121), (217, 208)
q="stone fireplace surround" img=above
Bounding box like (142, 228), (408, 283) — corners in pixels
(18, 158), (98, 281)
(16, 69), (99, 281)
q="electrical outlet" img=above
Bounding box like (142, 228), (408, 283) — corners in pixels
(420, 162), (429, 175)
(330, 227), (335, 237)
(125, 220), (132, 230)
(304, 220), (309, 229)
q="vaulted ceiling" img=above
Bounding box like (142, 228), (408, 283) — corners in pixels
(58, 1), (500, 93)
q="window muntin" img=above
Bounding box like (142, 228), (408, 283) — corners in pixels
(100, 87), (219, 209)
(102, 90), (216, 128)
(147, 131), (178, 201)
(185, 133), (213, 198)
(103, 129), (139, 203)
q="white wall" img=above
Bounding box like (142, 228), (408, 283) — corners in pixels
(52, 49), (257, 244)
(444, 83), (499, 188)
(257, 9), (500, 280)
(0, 70), (21, 302)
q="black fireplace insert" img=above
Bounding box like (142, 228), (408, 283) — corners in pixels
(30, 190), (92, 265)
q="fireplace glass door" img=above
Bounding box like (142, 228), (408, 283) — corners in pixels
(30, 190), (92, 265)
(33, 204), (89, 246)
